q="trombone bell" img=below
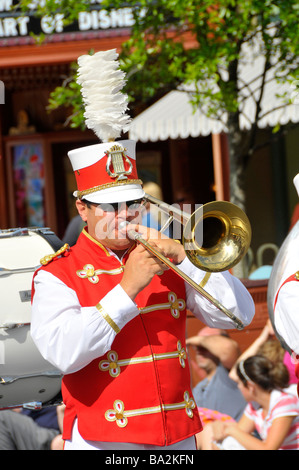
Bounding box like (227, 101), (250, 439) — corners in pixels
(183, 201), (252, 273)
(140, 195), (252, 329)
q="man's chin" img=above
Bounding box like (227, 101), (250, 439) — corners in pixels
(106, 234), (133, 251)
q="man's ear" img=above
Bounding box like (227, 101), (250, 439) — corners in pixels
(76, 199), (88, 222)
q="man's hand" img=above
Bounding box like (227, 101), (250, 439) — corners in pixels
(125, 223), (186, 265)
(120, 243), (169, 300)
(186, 333), (240, 370)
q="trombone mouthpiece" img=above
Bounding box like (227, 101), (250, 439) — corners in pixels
(118, 221), (139, 240)
(118, 221), (128, 230)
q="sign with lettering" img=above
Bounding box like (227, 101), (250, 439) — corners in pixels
(0, 0), (136, 39)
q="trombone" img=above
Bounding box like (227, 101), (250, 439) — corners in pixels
(127, 194), (252, 330)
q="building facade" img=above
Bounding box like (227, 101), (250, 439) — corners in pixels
(0, 2), (298, 269)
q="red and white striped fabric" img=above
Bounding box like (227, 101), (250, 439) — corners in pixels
(244, 387), (299, 450)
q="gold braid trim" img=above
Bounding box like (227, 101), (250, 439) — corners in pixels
(40, 243), (70, 266)
(76, 179), (143, 199)
(199, 272), (211, 288)
(96, 303), (120, 334)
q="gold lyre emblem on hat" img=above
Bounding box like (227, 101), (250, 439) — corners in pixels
(105, 144), (133, 181)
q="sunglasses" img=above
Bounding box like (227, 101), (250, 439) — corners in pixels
(90, 198), (145, 213)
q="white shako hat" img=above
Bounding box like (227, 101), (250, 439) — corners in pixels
(293, 173), (299, 198)
(67, 49), (144, 204)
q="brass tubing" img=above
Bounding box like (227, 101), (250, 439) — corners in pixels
(129, 230), (245, 330)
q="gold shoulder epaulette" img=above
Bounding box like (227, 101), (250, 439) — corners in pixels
(40, 243), (70, 266)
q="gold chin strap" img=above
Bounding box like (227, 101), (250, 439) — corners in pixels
(75, 179), (143, 200)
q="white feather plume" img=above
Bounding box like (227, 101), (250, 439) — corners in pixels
(77, 49), (132, 143)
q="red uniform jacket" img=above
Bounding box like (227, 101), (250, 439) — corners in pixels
(38, 229), (202, 445)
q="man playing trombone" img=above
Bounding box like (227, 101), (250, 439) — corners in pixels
(31, 138), (254, 450)
(30, 50), (255, 450)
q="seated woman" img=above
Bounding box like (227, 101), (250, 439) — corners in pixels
(198, 355), (299, 450)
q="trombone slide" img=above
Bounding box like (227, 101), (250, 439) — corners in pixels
(129, 230), (245, 330)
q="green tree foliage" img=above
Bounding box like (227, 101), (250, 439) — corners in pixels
(19, 0), (299, 208)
